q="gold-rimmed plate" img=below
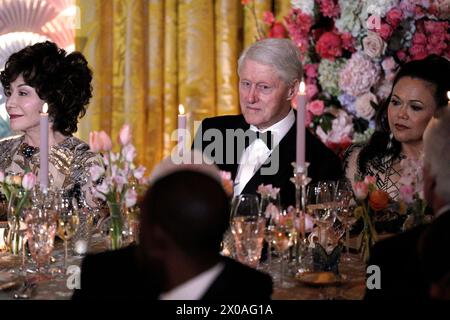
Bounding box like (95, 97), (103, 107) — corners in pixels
(295, 271), (343, 287)
(0, 272), (22, 291)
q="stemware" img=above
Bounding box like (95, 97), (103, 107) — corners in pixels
(306, 181), (336, 246)
(334, 189), (357, 261)
(24, 207), (57, 279)
(230, 194), (265, 268)
(259, 192), (281, 270)
(269, 209), (296, 288)
(55, 192), (80, 270)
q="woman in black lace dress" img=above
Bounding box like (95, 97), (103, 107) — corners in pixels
(0, 41), (102, 218)
(344, 55), (450, 231)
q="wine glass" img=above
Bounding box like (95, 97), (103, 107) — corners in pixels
(269, 209), (296, 288)
(306, 181), (336, 246)
(259, 192), (281, 270)
(230, 194), (265, 268)
(55, 192), (80, 270)
(24, 208), (57, 280)
(335, 189), (356, 261)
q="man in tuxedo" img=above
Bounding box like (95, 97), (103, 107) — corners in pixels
(73, 153), (273, 300)
(418, 108), (450, 299)
(365, 107), (450, 300)
(193, 38), (342, 206)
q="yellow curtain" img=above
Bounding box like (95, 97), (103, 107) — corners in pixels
(75, 0), (286, 172)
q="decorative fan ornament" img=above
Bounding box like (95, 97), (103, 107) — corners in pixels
(48, 0), (75, 12)
(41, 12), (75, 51)
(0, 32), (49, 69)
(0, 0), (58, 34)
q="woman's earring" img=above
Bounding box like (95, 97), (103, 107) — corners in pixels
(387, 133), (394, 150)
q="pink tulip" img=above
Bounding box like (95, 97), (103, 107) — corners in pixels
(119, 124), (132, 146)
(364, 176), (376, 186)
(98, 131), (112, 151)
(354, 181), (369, 200)
(89, 165), (105, 182)
(400, 185), (415, 204)
(22, 172), (37, 191)
(133, 166), (146, 180)
(125, 189), (138, 208)
(122, 144), (137, 163)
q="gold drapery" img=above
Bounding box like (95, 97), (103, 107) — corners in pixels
(75, 0), (289, 172)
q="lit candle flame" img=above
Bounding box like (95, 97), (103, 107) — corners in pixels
(299, 81), (306, 95)
(447, 91), (450, 101)
(178, 104), (185, 115)
(42, 103), (48, 114)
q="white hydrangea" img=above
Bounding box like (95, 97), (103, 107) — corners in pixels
(291, 0), (315, 16)
(362, 0), (399, 19)
(335, 0), (366, 40)
(318, 59), (346, 97)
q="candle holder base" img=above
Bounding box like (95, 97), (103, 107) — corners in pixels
(290, 162), (312, 267)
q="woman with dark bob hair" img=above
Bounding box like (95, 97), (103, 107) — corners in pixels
(344, 54), (450, 229)
(0, 41), (101, 209)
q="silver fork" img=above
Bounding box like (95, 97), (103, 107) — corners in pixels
(13, 281), (37, 299)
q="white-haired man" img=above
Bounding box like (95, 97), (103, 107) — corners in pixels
(193, 38), (342, 207)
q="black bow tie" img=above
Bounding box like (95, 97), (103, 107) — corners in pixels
(244, 130), (273, 150)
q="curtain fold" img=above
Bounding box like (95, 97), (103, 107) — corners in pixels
(76, 0), (279, 172)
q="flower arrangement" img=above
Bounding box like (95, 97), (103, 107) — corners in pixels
(0, 171), (37, 254)
(353, 175), (392, 262)
(89, 124), (148, 250)
(244, 0), (449, 156)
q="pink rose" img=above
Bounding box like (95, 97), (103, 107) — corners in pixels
(341, 32), (356, 52)
(119, 124), (132, 146)
(386, 8), (403, 28)
(307, 100), (325, 116)
(354, 181), (369, 200)
(355, 92), (377, 120)
(362, 31), (387, 59)
(377, 23), (393, 41)
(22, 172), (37, 191)
(306, 84), (319, 99)
(125, 189), (138, 208)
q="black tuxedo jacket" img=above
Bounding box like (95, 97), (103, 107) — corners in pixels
(72, 246), (273, 300)
(193, 113), (342, 206)
(364, 224), (429, 300)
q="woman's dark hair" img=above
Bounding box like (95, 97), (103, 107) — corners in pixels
(357, 54), (450, 175)
(0, 41), (92, 135)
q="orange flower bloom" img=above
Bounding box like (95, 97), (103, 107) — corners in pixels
(369, 190), (389, 211)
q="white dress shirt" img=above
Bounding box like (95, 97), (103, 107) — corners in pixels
(158, 262), (224, 300)
(234, 109), (295, 195)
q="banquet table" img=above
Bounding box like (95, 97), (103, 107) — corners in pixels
(1, 237), (367, 300)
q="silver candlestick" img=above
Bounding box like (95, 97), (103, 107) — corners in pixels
(290, 162), (312, 269)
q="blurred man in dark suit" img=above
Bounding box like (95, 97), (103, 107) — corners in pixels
(73, 152), (272, 300)
(365, 107), (450, 300)
(193, 38), (342, 207)
(418, 108), (450, 299)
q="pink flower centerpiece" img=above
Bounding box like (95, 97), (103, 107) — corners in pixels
(89, 124), (147, 250)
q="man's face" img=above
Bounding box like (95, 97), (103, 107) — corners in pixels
(239, 59), (296, 130)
